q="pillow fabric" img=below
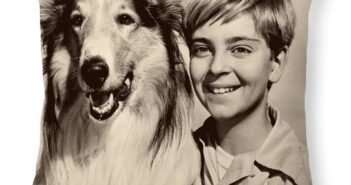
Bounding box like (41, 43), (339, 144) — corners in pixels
(35, 0), (312, 184)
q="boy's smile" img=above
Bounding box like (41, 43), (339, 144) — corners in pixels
(190, 14), (282, 123)
(205, 85), (240, 95)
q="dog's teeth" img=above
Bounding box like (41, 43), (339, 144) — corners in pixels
(91, 93), (115, 114)
(101, 104), (109, 113)
(92, 106), (102, 114)
(101, 97), (113, 113)
(107, 93), (114, 107)
(124, 77), (130, 87)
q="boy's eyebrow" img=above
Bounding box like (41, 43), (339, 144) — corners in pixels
(191, 38), (211, 45)
(225, 36), (261, 44)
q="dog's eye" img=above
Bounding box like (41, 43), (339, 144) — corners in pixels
(117, 14), (135, 25)
(71, 14), (84, 27)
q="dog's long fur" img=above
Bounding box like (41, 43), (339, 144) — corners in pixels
(34, 0), (200, 184)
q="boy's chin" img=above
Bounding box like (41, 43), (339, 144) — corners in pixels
(207, 107), (242, 124)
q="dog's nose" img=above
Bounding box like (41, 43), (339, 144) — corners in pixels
(81, 57), (109, 89)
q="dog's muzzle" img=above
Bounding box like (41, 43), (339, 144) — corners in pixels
(85, 73), (132, 121)
(81, 57), (133, 121)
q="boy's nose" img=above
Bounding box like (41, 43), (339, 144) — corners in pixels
(209, 53), (231, 75)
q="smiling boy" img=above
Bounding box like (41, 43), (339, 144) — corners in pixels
(183, 0), (312, 184)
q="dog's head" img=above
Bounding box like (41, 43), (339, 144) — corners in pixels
(42, 0), (184, 122)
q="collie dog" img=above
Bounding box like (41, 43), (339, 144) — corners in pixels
(34, 0), (200, 184)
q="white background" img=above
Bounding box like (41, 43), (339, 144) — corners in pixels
(0, 0), (350, 184)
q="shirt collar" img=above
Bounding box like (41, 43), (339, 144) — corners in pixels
(218, 150), (256, 185)
(196, 119), (256, 185)
(255, 106), (309, 185)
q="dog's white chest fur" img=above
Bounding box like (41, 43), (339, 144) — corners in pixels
(45, 98), (200, 185)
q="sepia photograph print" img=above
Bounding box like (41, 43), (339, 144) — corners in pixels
(34, 0), (312, 184)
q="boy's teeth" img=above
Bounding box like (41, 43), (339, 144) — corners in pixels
(214, 88), (220, 94)
(211, 87), (237, 94)
(219, 88), (225, 94)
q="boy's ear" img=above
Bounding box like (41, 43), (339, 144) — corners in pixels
(269, 46), (288, 83)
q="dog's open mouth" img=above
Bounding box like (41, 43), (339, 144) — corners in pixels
(87, 73), (133, 121)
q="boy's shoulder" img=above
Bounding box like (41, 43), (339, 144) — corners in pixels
(256, 106), (312, 185)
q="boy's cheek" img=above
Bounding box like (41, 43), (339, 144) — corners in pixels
(190, 63), (205, 82)
(190, 58), (212, 76)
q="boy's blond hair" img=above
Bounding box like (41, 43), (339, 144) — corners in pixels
(183, 0), (296, 57)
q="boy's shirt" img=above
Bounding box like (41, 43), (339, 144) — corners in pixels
(194, 106), (312, 185)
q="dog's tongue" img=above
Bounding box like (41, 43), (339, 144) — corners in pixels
(90, 92), (111, 107)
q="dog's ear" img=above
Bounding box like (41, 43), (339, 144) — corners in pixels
(40, 0), (71, 48)
(147, 0), (184, 66)
(146, 0), (158, 5)
(147, 1), (193, 158)
(148, 0), (183, 35)
(149, 0), (192, 93)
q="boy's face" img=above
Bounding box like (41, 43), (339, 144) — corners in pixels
(190, 15), (284, 122)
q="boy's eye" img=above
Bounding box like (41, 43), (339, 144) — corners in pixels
(230, 46), (252, 58)
(192, 45), (211, 58)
